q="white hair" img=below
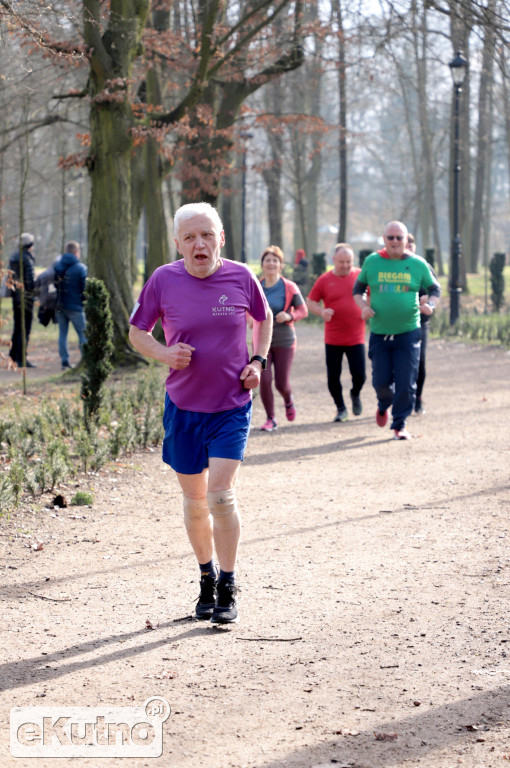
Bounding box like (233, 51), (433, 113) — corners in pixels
(174, 203), (223, 240)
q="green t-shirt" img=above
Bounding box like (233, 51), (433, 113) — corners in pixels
(358, 252), (437, 335)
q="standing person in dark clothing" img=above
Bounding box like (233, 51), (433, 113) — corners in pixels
(8, 232), (37, 368)
(54, 241), (87, 370)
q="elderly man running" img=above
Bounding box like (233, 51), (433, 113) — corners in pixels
(129, 203), (272, 623)
(307, 243), (366, 422)
(353, 220), (440, 440)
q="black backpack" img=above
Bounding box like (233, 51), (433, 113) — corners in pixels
(54, 263), (71, 311)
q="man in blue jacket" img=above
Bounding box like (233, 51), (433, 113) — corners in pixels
(54, 241), (87, 370)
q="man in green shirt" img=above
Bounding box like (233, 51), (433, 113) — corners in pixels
(353, 220), (440, 440)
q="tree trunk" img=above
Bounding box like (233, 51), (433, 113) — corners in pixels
(334, 0), (348, 243)
(415, 3), (443, 273)
(262, 79), (284, 246)
(87, 105), (137, 357)
(84, 0), (149, 360)
(469, 0), (495, 273)
(144, 68), (169, 276)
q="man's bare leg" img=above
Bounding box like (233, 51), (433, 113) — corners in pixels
(175, 469), (213, 565)
(207, 457), (241, 572)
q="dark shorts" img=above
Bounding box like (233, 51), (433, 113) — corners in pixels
(162, 394), (252, 475)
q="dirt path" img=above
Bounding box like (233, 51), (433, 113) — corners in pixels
(1, 324), (510, 768)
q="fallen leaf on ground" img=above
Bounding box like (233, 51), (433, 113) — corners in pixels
(143, 671), (177, 679)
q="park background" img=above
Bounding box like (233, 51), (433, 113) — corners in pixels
(1, 5), (510, 765)
(1, 0), (510, 361)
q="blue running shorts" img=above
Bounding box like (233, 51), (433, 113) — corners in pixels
(162, 394), (252, 475)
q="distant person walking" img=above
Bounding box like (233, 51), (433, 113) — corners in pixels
(8, 232), (37, 368)
(54, 241), (87, 370)
(307, 243), (366, 422)
(353, 221), (440, 440)
(254, 246), (308, 431)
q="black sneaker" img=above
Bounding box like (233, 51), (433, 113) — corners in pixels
(415, 398), (425, 414)
(350, 392), (362, 416)
(211, 580), (238, 624)
(195, 573), (217, 620)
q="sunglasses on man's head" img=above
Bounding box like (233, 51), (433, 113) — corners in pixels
(387, 235), (404, 241)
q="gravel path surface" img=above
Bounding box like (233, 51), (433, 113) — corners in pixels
(2, 325), (510, 767)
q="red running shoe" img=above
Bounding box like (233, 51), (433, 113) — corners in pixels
(376, 408), (388, 427)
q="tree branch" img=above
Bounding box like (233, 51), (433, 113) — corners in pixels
(0, 115), (63, 153)
(83, 0), (113, 79)
(0, 0), (86, 59)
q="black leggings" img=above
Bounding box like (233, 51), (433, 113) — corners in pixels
(325, 343), (366, 410)
(10, 302), (34, 365)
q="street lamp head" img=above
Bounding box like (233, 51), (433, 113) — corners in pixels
(449, 51), (468, 87)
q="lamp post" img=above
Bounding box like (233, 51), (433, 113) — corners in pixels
(449, 51), (468, 325)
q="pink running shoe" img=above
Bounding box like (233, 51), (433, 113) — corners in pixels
(285, 401), (296, 421)
(394, 427), (411, 440)
(376, 408), (388, 427)
(260, 418), (277, 432)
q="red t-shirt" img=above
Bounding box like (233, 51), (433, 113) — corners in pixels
(308, 267), (365, 346)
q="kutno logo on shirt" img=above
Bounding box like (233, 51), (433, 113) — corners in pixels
(212, 294), (235, 315)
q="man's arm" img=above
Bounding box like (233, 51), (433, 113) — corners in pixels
(240, 309), (273, 390)
(306, 296), (334, 322)
(129, 325), (195, 370)
(352, 279), (374, 319)
(420, 269), (441, 316)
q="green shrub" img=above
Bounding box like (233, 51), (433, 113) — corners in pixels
(432, 308), (510, 347)
(490, 253), (506, 312)
(71, 491), (94, 506)
(0, 367), (164, 511)
(0, 474), (14, 514)
(81, 278), (114, 426)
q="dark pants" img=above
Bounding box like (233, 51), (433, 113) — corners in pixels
(325, 343), (366, 411)
(368, 329), (421, 431)
(10, 301), (34, 365)
(416, 322), (429, 401)
(260, 345), (296, 419)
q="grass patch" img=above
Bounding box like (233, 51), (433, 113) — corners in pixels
(0, 364), (166, 516)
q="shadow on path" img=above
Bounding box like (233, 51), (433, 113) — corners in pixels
(256, 683), (510, 768)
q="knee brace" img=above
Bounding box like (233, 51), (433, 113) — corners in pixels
(207, 489), (240, 532)
(183, 495), (210, 533)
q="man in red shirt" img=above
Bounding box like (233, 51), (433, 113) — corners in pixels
(307, 243), (366, 422)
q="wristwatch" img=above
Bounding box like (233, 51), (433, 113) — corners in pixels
(249, 355), (267, 370)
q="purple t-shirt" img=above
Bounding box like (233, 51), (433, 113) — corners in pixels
(130, 259), (269, 413)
